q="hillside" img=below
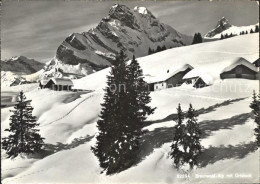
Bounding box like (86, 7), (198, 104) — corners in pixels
(73, 33), (259, 90)
(1, 32), (259, 184)
(1, 56), (44, 74)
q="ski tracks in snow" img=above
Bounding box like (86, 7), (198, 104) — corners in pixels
(39, 92), (101, 127)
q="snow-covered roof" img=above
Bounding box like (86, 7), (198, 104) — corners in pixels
(221, 57), (258, 73)
(40, 80), (49, 85)
(183, 69), (214, 85)
(49, 78), (73, 86)
(145, 64), (193, 84)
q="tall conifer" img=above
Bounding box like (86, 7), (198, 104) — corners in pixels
(2, 91), (44, 158)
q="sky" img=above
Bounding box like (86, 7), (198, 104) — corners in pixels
(1, 0), (259, 63)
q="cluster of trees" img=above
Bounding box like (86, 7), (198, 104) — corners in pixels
(220, 33), (235, 39)
(92, 51), (204, 174)
(92, 51), (155, 174)
(2, 91), (45, 158)
(192, 33), (203, 44)
(221, 25), (259, 40)
(148, 45), (167, 55)
(250, 91), (260, 146)
(170, 104), (202, 170)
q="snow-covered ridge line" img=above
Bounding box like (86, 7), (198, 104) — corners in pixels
(72, 33), (258, 91)
(204, 16), (259, 39)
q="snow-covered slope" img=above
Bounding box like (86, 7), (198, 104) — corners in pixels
(73, 33), (259, 91)
(55, 4), (192, 71)
(1, 31), (259, 184)
(0, 56), (45, 87)
(204, 17), (259, 39)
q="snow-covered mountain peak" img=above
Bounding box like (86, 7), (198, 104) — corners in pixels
(134, 6), (153, 16)
(109, 4), (132, 19)
(205, 17), (232, 38)
(55, 4), (192, 77)
(8, 56), (28, 62)
(215, 17), (231, 29)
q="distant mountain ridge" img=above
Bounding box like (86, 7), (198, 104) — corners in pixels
(53, 4), (193, 74)
(1, 56), (44, 75)
(205, 17), (259, 39)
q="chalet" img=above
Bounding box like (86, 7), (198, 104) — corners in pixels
(44, 78), (73, 91)
(145, 64), (193, 91)
(39, 80), (49, 89)
(253, 58), (260, 67)
(183, 69), (213, 88)
(220, 57), (258, 80)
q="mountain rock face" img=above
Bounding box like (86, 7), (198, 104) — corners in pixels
(205, 17), (259, 39)
(1, 56), (44, 75)
(55, 4), (192, 73)
(205, 17), (231, 38)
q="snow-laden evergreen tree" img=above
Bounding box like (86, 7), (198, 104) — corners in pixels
(128, 55), (155, 121)
(170, 104), (186, 169)
(185, 104), (202, 169)
(250, 91), (260, 146)
(92, 50), (128, 174)
(2, 91), (45, 158)
(92, 53), (155, 174)
(125, 55), (156, 160)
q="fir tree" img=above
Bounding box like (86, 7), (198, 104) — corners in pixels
(225, 33), (229, 38)
(2, 91), (44, 158)
(156, 46), (162, 52)
(185, 104), (202, 169)
(192, 33), (203, 44)
(122, 55), (156, 169)
(197, 33), (203, 43)
(220, 34), (224, 39)
(170, 104), (186, 169)
(162, 45), (167, 51)
(192, 33), (197, 44)
(245, 30), (248, 34)
(250, 29), (254, 34)
(255, 25), (259, 33)
(250, 91), (260, 146)
(127, 55), (155, 121)
(148, 47), (153, 55)
(91, 50), (128, 174)
(92, 51), (156, 174)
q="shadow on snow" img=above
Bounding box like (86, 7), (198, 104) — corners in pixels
(140, 112), (253, 168)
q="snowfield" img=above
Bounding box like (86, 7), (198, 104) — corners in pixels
(1, 33), (259, 183)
